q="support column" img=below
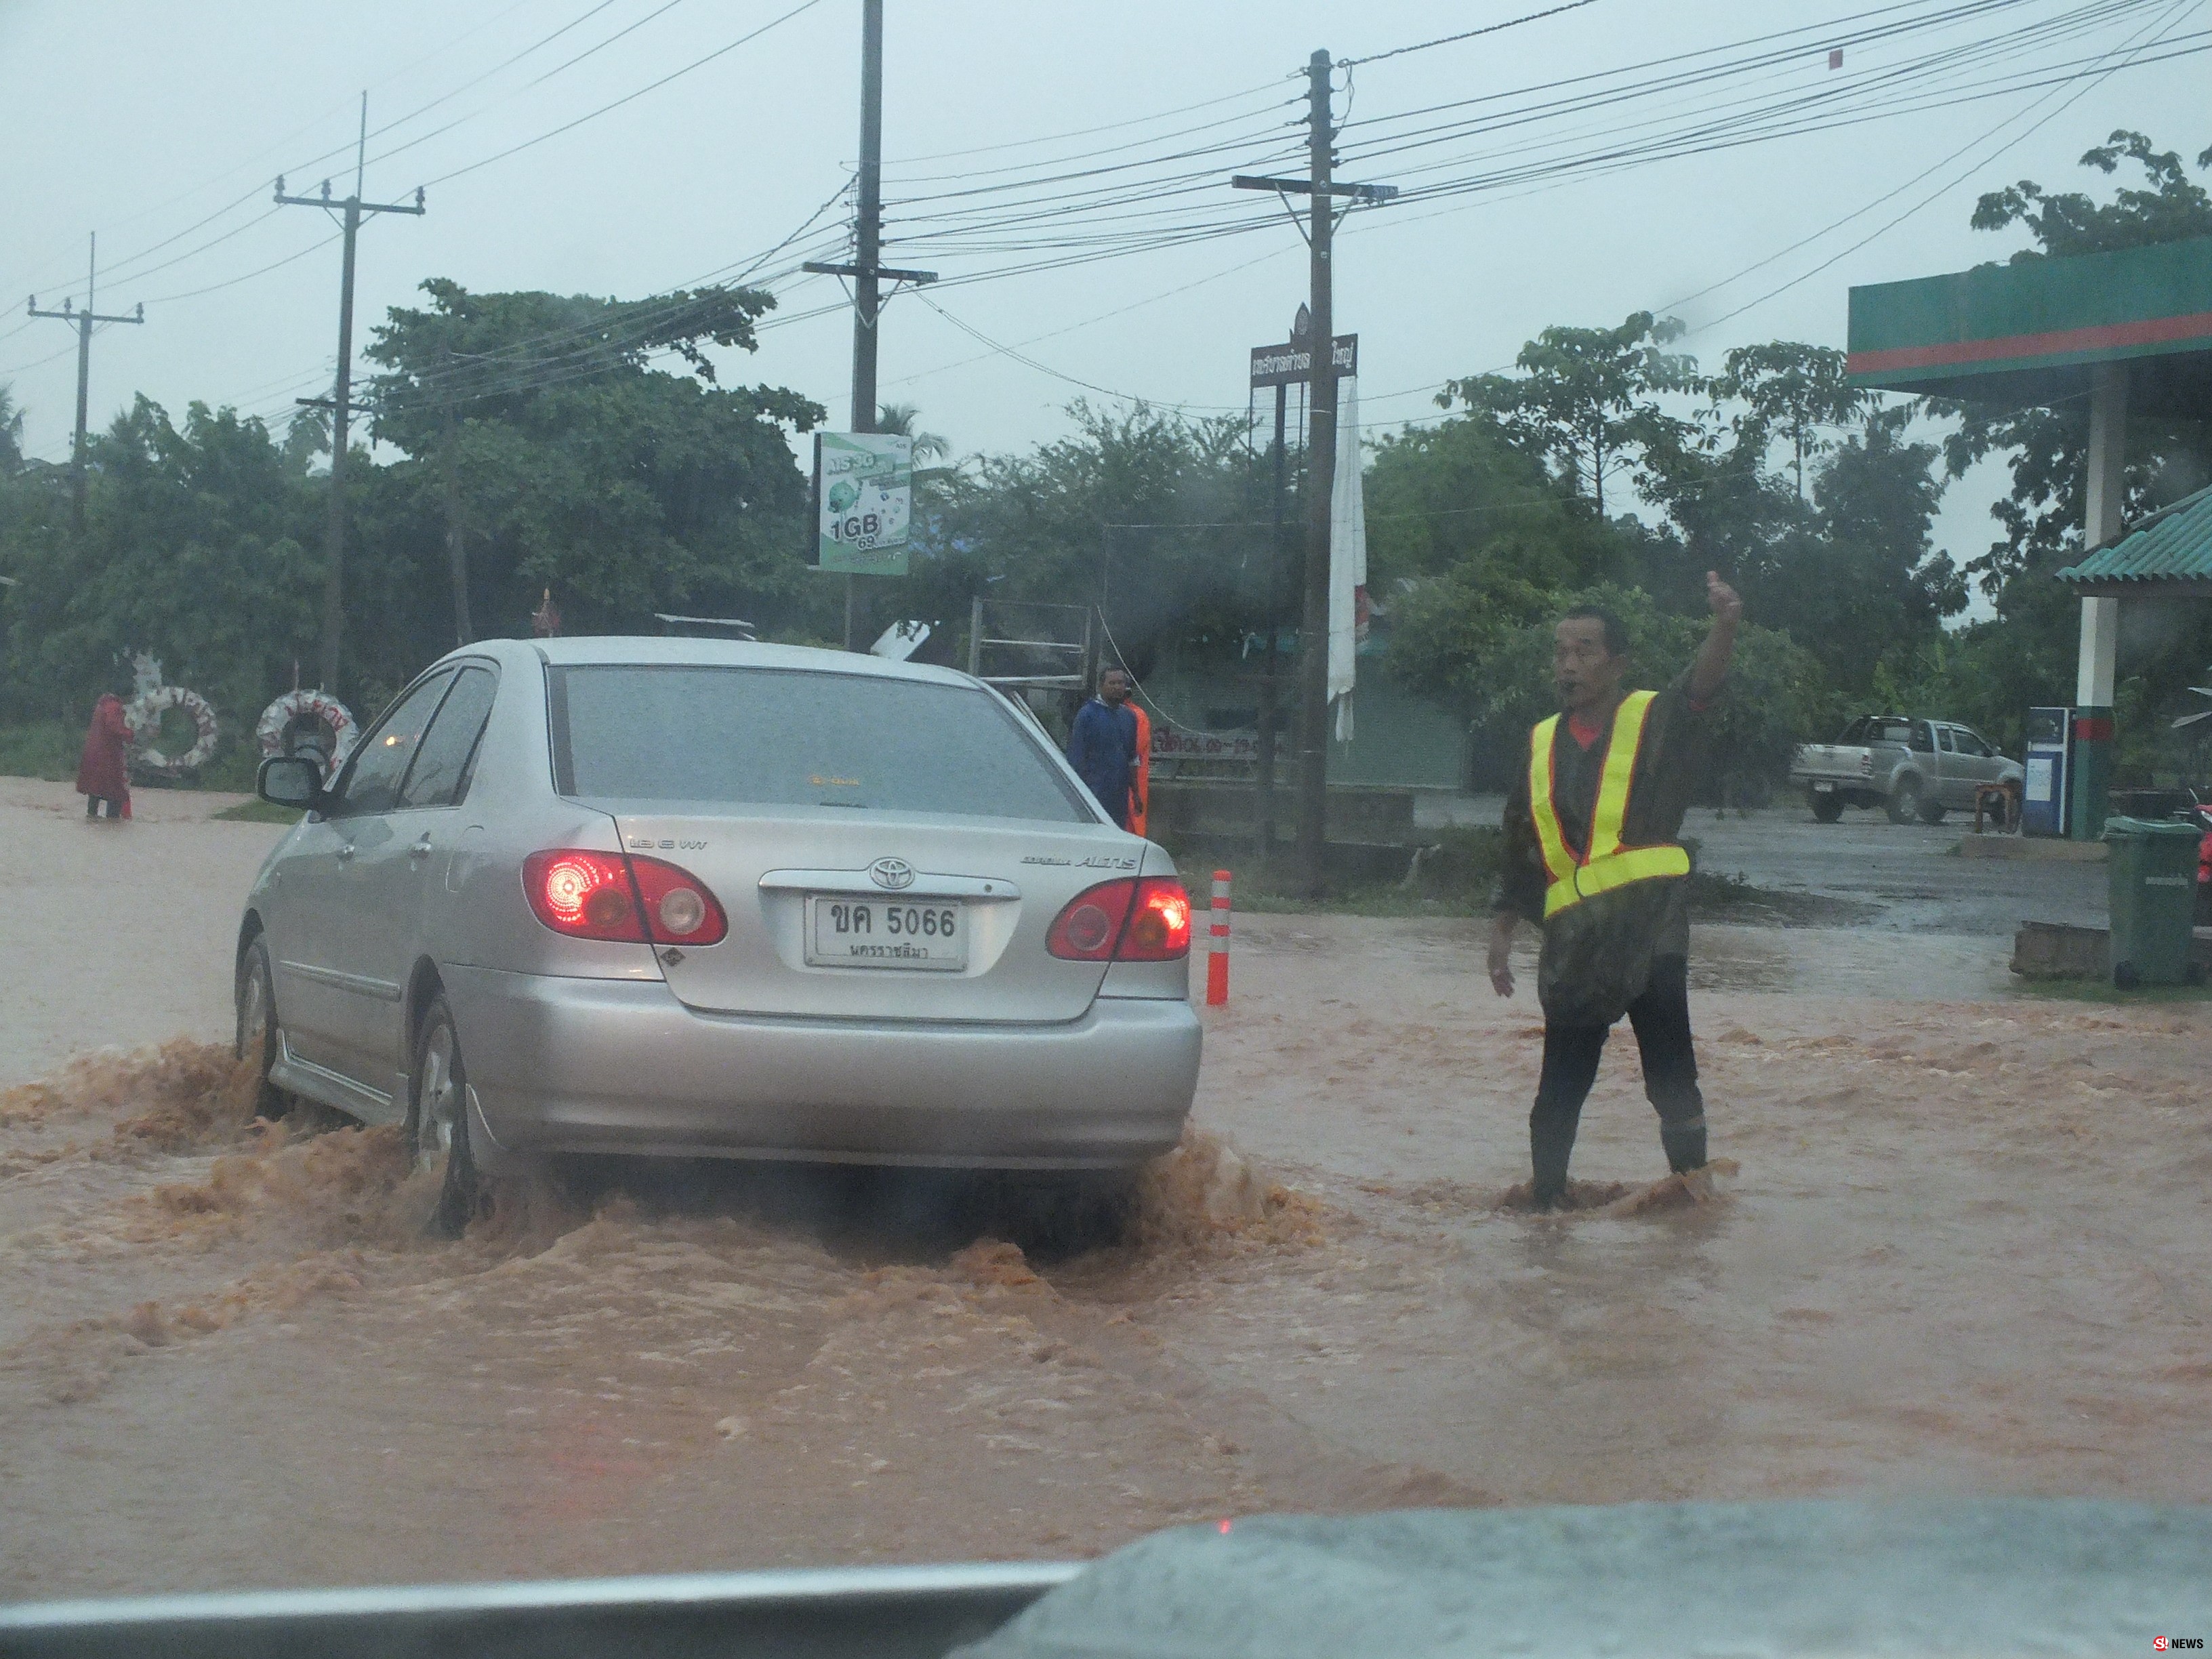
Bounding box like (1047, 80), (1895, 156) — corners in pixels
(2068, 361), (2127, 839)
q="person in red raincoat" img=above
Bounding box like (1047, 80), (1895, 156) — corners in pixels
(76, 684), (134, 821)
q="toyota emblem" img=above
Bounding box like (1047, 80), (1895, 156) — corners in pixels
(867, 857), (916, 890)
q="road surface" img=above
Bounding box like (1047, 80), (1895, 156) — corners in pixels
(3, 779), (2206, 1600)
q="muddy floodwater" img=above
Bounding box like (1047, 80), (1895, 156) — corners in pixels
(3, 779), (2210, 1598)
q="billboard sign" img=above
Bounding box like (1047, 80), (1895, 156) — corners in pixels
(813, 432), (913, 575)
(1249, 333), (1357, 388)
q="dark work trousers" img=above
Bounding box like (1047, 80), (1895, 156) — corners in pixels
(1530, 954), (1706, 1203)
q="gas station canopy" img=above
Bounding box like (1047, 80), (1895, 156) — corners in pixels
(1845, 234), (2212, 415)
(1845, 233), (2212, 838)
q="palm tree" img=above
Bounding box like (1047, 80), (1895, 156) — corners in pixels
(876, 402), (950, 466)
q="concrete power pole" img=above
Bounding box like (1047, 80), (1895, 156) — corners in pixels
(1232, 53), (1395, 897)
(276, 94), (425, 692)
(804, 0), (934, 650)
(26, 234), (144, 533)
(441, 379), (474, 648)
(1294, 50), (1338, 901)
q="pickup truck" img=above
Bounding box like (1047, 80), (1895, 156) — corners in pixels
(1790, 714), (2025, 825)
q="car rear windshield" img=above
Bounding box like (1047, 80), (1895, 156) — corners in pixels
(549, 663), (1094, 823)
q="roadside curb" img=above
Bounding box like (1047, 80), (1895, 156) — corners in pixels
(1958, 835), (2107, 862)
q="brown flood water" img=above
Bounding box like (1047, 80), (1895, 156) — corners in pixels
(3, 785), (2210, 1597)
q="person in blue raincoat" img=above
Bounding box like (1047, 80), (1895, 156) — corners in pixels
(1067, 666), (1139, 828)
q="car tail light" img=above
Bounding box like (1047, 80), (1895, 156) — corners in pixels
(629, 854), (728, 944)
(1046, 876), (1191, 962)
(523, 850), (727, 945)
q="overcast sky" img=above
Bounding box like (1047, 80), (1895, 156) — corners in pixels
(4, 0), (2208, 600)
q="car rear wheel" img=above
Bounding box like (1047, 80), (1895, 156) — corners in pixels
(233, 935), (290, 1120)
(1808, 790), (1845, 823)
(410, 993), (485, 1238)
(1887, 779), (1923, 825)
(1001, 1171), (1139, 1254)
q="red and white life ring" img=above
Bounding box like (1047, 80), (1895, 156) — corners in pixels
(127, 685), (220, 777)
(256, 689), (356, 767)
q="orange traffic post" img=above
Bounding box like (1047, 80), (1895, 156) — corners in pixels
(1206, 869), (1231, 1005)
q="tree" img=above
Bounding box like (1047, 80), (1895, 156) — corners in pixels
(1362, 411), (1631, 597)
(1387, 578), (1831, 786)
(1439, 312), (1701, 517)
(1631, 407), (1793, 615)
(363, 279), (826, 646)
(0, 384), (23, 476)
(896, 400), (1264, 678)
(1971, 130), (2212, 259)
(1, 396), (324, 733)
(1709, 342), (1870, 498)
(876, 402), (951, 466)
(1784, 411), (1965, 699)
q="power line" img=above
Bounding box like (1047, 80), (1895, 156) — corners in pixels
(1334, 0), (2198, 436)
(0, 0), (554, 300)
(1689, 0), (2203, 332)
(880, 242), (1300, 393)
(879, 78), (1292, 167)
(25, 235), (147, 529)
(1339, 1), (1607, 68)
(912, 292), (1248, 411)
(414, 0), (828, 190)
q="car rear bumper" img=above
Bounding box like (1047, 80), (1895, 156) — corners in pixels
(443, 965), (1202, 1170)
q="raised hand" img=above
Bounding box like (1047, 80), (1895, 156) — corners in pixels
(1706, 569), (1744, 627)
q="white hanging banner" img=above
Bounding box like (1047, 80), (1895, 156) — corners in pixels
(1327, 375), (1367, 743)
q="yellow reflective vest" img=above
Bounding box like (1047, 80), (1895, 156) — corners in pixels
(1528, 689), (1692, 920)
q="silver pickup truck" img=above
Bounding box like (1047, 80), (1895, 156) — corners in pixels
(1790, 714), (2024, 825)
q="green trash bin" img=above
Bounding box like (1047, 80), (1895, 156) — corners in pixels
(2102, 817), (2203, 987)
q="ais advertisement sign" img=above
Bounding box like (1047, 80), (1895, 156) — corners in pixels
(813, 432), (912, 576)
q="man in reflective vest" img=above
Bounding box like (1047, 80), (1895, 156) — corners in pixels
(1488, 573), (1743, 1209)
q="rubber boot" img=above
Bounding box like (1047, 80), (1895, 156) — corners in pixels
(1659, 1114), (1707, 1175)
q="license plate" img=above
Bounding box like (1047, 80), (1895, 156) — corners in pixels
(1812, 780), (1836, 792)
(806, 897), (967, 970)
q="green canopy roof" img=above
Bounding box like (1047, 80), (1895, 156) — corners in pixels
(1847, 237), (2212, 416)
(2057, 483), (2212, 594)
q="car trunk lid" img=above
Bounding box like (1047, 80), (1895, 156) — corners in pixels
(607, 806), (1141, 1022)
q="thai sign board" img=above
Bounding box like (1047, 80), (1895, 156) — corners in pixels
(1249, 333), (1357, 388)
(813, 432), (913, 576)
(1152, 726), (1260, 762)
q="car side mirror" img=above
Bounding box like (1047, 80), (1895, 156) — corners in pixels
(258, 754), (325, 811)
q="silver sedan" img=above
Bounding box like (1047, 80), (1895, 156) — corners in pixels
(238, 638), (1202, 1234)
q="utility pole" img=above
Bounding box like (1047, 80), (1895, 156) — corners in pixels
(276, 94), (425, 692)
(1258, 352), (1291, 864)
(804, 0), (934, 650)
(1231, 54), (1395, 896)
(27, 234), (144, 533)
(441, 385), (474, 647)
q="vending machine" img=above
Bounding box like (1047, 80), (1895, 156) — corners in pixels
(2021, 705), (2072, 838)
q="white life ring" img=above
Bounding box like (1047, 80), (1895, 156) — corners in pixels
(128, 685), (220, 777)
(255, 689), (357, 769)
